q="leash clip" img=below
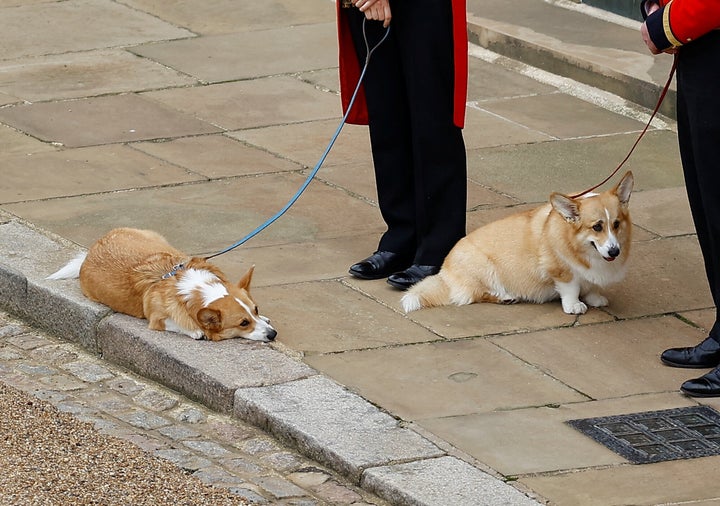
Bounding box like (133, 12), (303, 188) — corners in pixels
(162, 263), (186, 279)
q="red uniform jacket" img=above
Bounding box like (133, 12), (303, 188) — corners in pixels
(336, 0), (468, 128)
(642, 0), (720, 50)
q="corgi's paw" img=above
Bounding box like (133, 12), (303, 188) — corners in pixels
(401, 293), (422, 312)
(562, 299), (588, 315)
(189, 330), (206, 340)
(164, 318), (205, 340)
(584, 292), (608, 307)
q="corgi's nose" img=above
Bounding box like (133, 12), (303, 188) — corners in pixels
(608, 246), (620, 258)
(267, 328), (277, 341)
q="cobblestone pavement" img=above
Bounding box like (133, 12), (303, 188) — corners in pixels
(0, 310), (387, 506)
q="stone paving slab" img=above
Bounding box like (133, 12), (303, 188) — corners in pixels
(631, 186), (695, 237)
(0, 94), (222, 147)
(0, 50), (198, 102)
(519, 456), (720, 506)
(4, 174), (384, 254)
(418, 392), (698, 476)
(0, 145), (202, 203)
(478, 92), (647, 139)
(465, 106), (556, 150)
(208, 234), (382, 286)
(466, 130), (684, 204)
(144, 75), (340, 130)
(0, 124), (55, 156)
(0, 0), (193, 60)
(305, 339), (588, 421)
(681, 308), (717, 335)
(493, 316), (709, 400)
(605, 236), (713, 319)
(466, 56), (557, 100)
(260, 280), (440, 354)
(6, 168), (381, 253)
(120, 0), (335, 34)
(0, 92), (17, 107)
(132, 22), (338, 82)
(131, 134), (300, 179)
(228, 120), (374, 169)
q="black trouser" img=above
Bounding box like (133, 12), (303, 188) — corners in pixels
(676, 31), (720, 340)
(346, 1), (467, 266)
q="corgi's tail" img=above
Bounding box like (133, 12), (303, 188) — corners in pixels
(46, 252), (87, 280)
(401, 273), (450, 312)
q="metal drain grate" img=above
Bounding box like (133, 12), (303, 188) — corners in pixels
(567, 406), (720, 464)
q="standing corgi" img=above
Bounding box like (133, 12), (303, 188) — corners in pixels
(48, 228), (277, 342)
(402, 171), (634, 315)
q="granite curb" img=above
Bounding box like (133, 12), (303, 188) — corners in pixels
(0, 216), (540, 505)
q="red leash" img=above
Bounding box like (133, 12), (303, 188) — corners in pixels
(569, 54), (678, 199)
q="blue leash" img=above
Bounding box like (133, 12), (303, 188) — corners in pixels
(205, 20), (390, 260)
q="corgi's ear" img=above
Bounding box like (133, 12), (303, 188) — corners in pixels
(197, 308), (222, 331)
(237, 265), (255, 291)
(614, 171), (634, 206)
(550, 193), (580, 223)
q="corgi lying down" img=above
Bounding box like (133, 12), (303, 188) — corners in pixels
(402, 171), (634, 315)
(48, 228), (277, 342)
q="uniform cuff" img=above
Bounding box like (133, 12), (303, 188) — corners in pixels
(645, 7), (677, 51)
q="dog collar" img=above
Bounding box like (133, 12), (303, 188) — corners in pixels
(162, 263), (186, 279)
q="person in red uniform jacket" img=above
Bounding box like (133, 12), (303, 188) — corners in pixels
(337, 0), (468, 290)
(641, 0), (720, 396)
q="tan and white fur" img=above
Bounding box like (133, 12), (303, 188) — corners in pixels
(48, 228), (277, 342)
(402, 171), (634, 315)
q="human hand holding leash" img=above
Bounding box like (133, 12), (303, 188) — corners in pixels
(641, 2), (678, 54)
(640, 7), (661, 54)
(354, 0), (391, 27)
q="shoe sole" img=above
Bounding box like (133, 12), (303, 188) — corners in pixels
(680, 387), (720, 397)
(348, 269), (390, 281)
(386, 278), (411, 291)
(660, 357), (719, 369)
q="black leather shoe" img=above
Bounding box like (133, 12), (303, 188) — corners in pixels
(349, 251), (412, 280)
(387, 264), (440, 290)
(681, 366), (720, 397)
(660, 336), (720, 369)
